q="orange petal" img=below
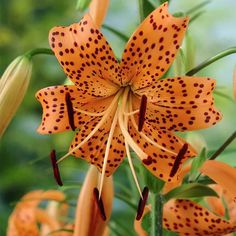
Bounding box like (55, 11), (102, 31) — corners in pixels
(128, 106), (196, 182)
(139, 76), (222, 131)
(163, 199), (236, 236)
(120, 3), (189, 89)
(49, 14), (123, 89)
(7, 190), (66, 236)
(70, 105), (126, 176)
(74, 166), (113, 236)
(206, 184), (225, 217)
(36, 86), (114, 134)
(163, 164), (191, 194)
(89, 0), (109, 28)
(200, 160), (236, 203)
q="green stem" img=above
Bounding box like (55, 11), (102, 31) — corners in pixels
(186, 47), (236, 76)
(138, 0), (144, 23)
(151, 193), (163, 236)
(196, 131), (236, 182)
(24, 48), (54, 59)
(209, 131), (236, 160)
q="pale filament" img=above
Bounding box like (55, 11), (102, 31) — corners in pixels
(57, 89), (124, 164)
(118, 87), (148, 160)
(123, 105), (143, 199)
(123, 109), (139, 116)
(74, 107), (106, 117)
(129, 96), (177, 156)
(98, 108), (118, 199)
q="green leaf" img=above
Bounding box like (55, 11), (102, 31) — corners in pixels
(147, 0), (158, 8)
(76, 0), (91, 11)
(143, 0), (156, 18)
(141, 210), (151, 235)
(189, 147), (207, 181)
(186, 0), (211, 15)
(164, 183), (218, 202)
(140, 164), (165, 193)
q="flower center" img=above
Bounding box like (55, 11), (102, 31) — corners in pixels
(57, 85), (178, 198)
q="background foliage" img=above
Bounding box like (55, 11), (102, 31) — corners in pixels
(1, 0), (236, 235)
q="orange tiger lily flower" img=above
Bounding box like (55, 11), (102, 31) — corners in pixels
(36, 2), (221, 193)
(7, 190), (73, 236)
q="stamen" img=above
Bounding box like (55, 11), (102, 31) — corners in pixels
(65, 93), (76, 131)
(129, 96), (177, 156)
(169, 143), (188, 178)
(136, 186), (149, 221)
(57, 89), (123, 164)
(123, 109), (139, 116)
(74, 107), (106, 117)
(93, 188), (106, 221)
(50, 149), (63, 186)
(124, 112), (143, 198)
(118, 87), (148, 160)
(138, 95), (147, 132)
(99, 109), (118, 198)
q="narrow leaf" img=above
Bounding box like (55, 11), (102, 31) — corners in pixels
(76, 0), (91, 11)
(189, 148), (207, 181)
(164, 183), (218, 202)
(186, 0), (211, 15)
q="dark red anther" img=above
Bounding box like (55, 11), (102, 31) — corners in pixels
(65, 92), (76, 131)
(50, 149), (63, 186)
(142, 156), (153, 166)
(138, 95), (147, 132)
(136, 186), (149, 221)
(169, 143), (188, 178)
(93, 188), (106, 221)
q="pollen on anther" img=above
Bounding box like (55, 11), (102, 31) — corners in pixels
(169, 143), (188, 177)
(50, 149), (63, 186)
(136, 186), (149, 220)
(65, 92), (76, 131)
(93, 188), (107, 221)
(138, 95), (147, 132)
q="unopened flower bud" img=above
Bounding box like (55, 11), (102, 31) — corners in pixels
(0, 55), (32, 137)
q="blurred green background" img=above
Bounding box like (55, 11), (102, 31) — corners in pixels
(1, 0), (236, 235)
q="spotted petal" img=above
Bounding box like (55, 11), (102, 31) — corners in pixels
(128, 115), (196, 182)
(36, 85), (114, 134)
(49, 13), (122, 93)
(7, 190), (66, 236)
(135, 76), (222, 131)
(163, 199), (236, 236)
(120, 2), (189, 89)
(70, 109), (126, 176)
(200, 160), (236, 203)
